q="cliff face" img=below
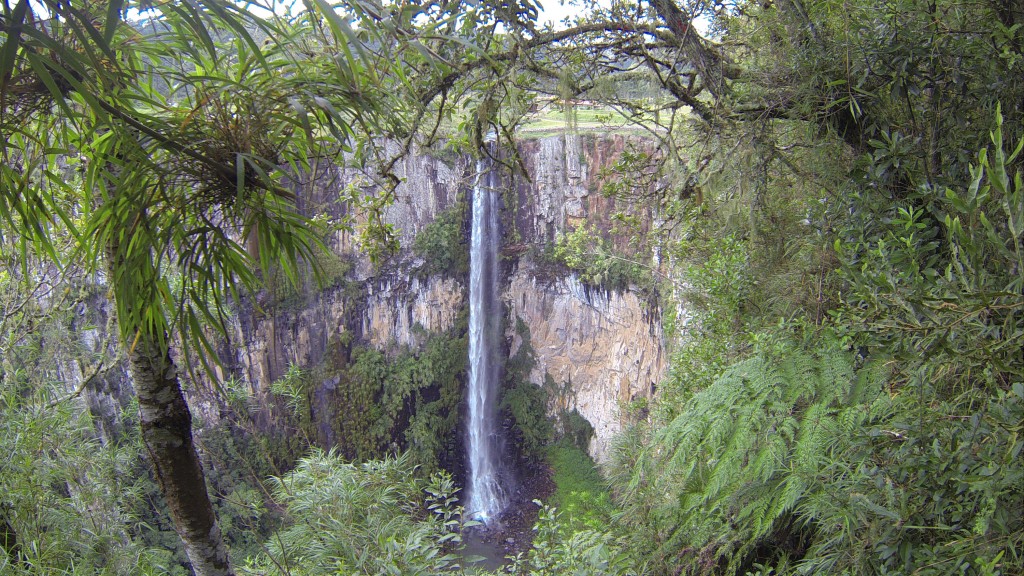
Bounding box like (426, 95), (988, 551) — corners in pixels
(502, 134), (666, 461)
(361, 276), (464, 349)
(511, 134), (657, 251)
(91, 134), (668, 463)
(504, 271), (663, 459)
(206, 133), (666, 461)
(228, 275), (464, 385)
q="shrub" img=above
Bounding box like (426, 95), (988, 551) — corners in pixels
(257, 450), (466, 575)
(502, 381), (554, 462)
(413, 202), (469, 277)
(556, 408), (594, 451)
(509, 503), (642, 576)
(545, 441), (615, 534)
(552, 223), (656, 295)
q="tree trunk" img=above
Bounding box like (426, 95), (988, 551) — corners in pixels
(649, 0), (728, 97)
(126, 335), (233, 576)
(104, 242), (233, 576)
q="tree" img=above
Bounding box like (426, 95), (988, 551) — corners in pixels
(379, 0), (1022, 203)
(2, 0), (558, 570)
(0, 1), (398, 573)
(4, 0), (1021, 572)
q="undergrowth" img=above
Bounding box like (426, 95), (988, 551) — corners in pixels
(545, 441), (615, 534)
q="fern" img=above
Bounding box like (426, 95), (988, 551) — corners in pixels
(631, 336), (877, 575)
(269, 363), (311, 417)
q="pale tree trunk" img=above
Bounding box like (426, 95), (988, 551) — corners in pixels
(105, 245), (233, 576)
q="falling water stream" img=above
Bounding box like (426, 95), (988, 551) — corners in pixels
(466, 146), (506, 523)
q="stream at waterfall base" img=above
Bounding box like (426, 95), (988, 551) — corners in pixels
(459, 461), (554, 570)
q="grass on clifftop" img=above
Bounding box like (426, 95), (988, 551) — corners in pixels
(518, 104), (659, 138)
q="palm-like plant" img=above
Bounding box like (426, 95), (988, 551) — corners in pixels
(0, 1), (398, 573)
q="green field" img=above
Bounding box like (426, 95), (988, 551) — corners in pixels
(518, 104), (660, 137)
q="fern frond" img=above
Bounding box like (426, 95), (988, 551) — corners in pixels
(641, 338), (873, 574)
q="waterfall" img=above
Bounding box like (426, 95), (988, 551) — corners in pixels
(466, 148), (505, 522)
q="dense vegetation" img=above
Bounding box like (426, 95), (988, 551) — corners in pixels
(2, 0), (1022, 575)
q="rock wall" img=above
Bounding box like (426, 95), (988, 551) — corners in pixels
(227, 275), (464, 386)
(511, 133), (656, 251)
(361, 275), (464, 350)
(69, 134), (670, 462)
(505, 134), (666, 461)
(505, 269), (664, 460)
(196, 146), (473, 416)
(205, 133), (669, 460)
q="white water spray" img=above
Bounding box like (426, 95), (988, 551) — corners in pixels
(466, 147), (505, 522)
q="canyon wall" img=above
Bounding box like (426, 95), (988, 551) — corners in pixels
(503, 134), (665, 460)
(83, 133), (671, 463)
(504, 271), (664, 459)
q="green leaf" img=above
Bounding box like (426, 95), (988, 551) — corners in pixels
(0, 0), (29, 94)
(945, 188), (968, 213)
(103, 0), (125, 45)
(22, 52), (75, 118)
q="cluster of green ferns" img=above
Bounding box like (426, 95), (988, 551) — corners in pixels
(609, 333), (1022, 576)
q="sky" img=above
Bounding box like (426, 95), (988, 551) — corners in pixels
(233, 0), (702, 36)
(535, 0), (595, 28)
